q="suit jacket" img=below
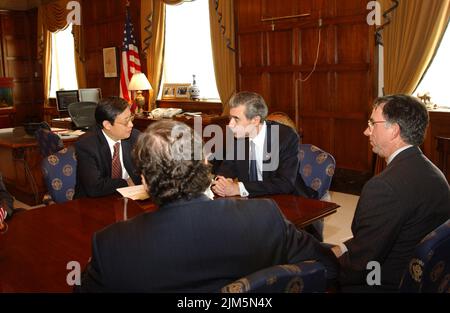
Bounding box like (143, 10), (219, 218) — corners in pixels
(77, 195), (338, 292)
(216, 121), (317, 198)
(339, 146), (450, 291)
(74, 126), (141, 198)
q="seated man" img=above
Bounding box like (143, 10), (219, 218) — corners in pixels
(74, 97), (141, 198)
(331, 94), (450, 292)
(212, 91), (316, 198)
(77, 120), (338, 292)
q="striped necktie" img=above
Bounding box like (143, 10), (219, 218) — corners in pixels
(111, 142), (122, 179)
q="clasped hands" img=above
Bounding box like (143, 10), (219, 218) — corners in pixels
(211, 176), (240, 197)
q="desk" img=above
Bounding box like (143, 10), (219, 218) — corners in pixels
(0, 127), (78, 205)
(0, 194), (338, 292)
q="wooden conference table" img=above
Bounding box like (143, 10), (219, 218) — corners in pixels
(0, 194), (338, 292)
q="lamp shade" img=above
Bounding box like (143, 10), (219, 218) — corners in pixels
(128, 72), (152, 91)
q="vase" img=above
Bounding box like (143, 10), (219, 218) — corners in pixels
(188, 74), (200, 100)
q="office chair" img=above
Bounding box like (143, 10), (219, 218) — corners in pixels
(68, 101), (97, 130)
(298, 144), (336, 241)
(35, 127), (65, 157)
(41, 146), (77, 203)
(399, 219), (450, 293)
(221, 261), (327, 293)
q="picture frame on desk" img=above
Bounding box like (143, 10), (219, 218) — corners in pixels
(103, 47), (118, 78)
(162, 83), (191, 99)
(162, 84), (176, 99)
(175, 84), (190, 99)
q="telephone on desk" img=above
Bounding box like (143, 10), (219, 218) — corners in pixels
(149, 108), (183, 119)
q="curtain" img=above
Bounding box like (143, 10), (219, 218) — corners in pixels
(37, 0), (86, 104)
(381, 0), (450, 94)
(209, 0), (236, 115)
(141, 0), (166, 110)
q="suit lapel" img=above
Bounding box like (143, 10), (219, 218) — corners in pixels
(96, 126), (113, 175)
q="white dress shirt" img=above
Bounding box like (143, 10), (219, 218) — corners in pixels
(102, 130), (130, 180)
(238, 122), (267, 197)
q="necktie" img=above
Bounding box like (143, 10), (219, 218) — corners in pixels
(249, 141), (258, 182)
(111, 142), (122, 179)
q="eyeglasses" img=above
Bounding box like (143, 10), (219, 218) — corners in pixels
(115, 114), (135, 126)
(367, 119), (386, 128)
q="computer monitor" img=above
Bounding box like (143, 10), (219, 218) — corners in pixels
(56, 90), (79, 112)
(79, 88), (102, 103)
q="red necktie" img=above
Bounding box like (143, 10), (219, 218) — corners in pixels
(111, 142), (122, 179)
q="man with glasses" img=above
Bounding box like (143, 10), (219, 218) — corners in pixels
(330, 94), (450, 292)
(74, 96), (141, 198)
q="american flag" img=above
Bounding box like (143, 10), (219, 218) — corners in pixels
(0, 206), (6, 225)
(119, 6), (141, 112)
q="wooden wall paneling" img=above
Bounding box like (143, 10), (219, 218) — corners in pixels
(82, 0), (143, 98)
(335, 0), (368, 17)
(0, 10), (39, 124)
(300, 117), (332, 151)
(235, 0), (376, 172)
(336, 22), (370, 64)
(235, 0), (262, 30)
(238, 33), (264, 68)
(298, 71), (333, 113)
(334, 118), (369, 171)
(336, 71), (369, 113)
(267, 72), (295, 117)
(266, 29), (293, 66)
(299, 26), (329, 65)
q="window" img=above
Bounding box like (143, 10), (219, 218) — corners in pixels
(49, 23), (78, 98)
(160, 0), (220, 100)
(414, 23), (450, 107)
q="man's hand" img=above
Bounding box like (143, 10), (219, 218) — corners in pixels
(331, 245), (343, 258)
(126, 177), (135, 186)
(211, 176), (240, 197)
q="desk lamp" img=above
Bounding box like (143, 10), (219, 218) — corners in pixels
(128, 73), (152, 114)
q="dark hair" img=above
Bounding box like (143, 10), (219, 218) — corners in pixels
(374, 94), (429, 146)
(229, 91), (268, 122)
(133, 120), (212, 206)
(95, 96), (129, 127)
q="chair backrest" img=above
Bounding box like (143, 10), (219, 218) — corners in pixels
(221, 261), (327, 293)
(68, 101), (97, 129)
(299, 144), (336, 199)
(35, 128), (65, 157)
(399, 219), (450, 293)
(41, 146), (77, 203)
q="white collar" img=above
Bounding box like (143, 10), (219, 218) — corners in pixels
(251, 121), (266, 147)
(387, 145), (413, 164)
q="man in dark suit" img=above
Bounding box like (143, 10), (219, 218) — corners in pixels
(212, 91), (316, 198)
(74, 97), (141, 198)
(331, 95), (450, 292)
(77, 120), (338, 292)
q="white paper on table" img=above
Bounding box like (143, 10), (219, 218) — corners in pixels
(116, 184), (150, 200)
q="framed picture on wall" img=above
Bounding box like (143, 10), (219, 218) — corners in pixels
(0, 77), (14, 108)
(103, 47), (118, 78)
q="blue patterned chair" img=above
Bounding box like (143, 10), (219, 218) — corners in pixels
(35, 128), (65, 157)
(399, 219), (450, 293)
(298, 144), (336, 241)
(41, 146), (77, 203)
(298, 144), (336, 200)
(221, 261), (327, 293)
